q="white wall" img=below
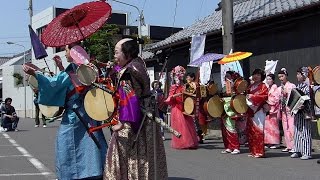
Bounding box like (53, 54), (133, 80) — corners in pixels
(2, 65), (35, 118)
(1, 7), (69, 118)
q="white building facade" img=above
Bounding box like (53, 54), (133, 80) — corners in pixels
(2, 7), (67, 118)
(3, 6), (130, 118)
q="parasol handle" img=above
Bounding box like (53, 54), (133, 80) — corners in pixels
(71, 13), (86, 39)
(43, 58), (54, 76)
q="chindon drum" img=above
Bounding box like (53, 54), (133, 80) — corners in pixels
(76, 64), (99, 86)
(233, 78), (248, 94)
(206, 81), (218, 96)
(315, 89), (320, 108)
(38, 104), (64, 118)
(76, 64), (116, 121)
(84, 88), (116, 121)
(203, 95), (224, 118)
(313, 66), (320, 85)
(183, 96), (195, 116)
(231, 94), (249, 115)
(27, 75), (38, 90)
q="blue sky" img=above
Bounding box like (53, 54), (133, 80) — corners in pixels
(0, 0), (219, 56)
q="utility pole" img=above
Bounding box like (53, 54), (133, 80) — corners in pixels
(29, 0), (33, 118)
(29, 0), (33, 26)
(221, 0), (234, 54)
(110, 0), (144, 56)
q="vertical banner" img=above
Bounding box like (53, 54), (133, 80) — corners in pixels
(159, 72), (166, 91)
(220, 61), (243, 88)
(199, 61), (213, 85)
(147, 67), (155, 89)
(189, 34), (206, 66)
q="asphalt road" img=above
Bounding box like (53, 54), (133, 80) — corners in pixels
(1, 118), (320, 180)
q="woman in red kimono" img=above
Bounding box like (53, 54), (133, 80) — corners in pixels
(165, 66), (199, 149)
(246, 69), (268, 158)
(185, 72), (207, 144)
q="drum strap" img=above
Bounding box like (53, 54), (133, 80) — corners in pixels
(67, 88), (77, 99)
(247, 103), (264, 117)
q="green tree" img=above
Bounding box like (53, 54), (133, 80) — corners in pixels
(84, 24), (119, 63)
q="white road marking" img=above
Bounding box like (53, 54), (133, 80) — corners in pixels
(0, 155), (28, 158)
(0, 133), (56, 179)
(0, 172), (51, 176)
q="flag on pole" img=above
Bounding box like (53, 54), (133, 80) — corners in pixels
(189, 34), (206, 67)
(200, 61), (213, 85)
(265, 60), (278, 75)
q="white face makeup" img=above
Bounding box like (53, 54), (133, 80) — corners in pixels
(174, 76), (181, 84)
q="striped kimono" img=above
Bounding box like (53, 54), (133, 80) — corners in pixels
(293, 82), (312, 157)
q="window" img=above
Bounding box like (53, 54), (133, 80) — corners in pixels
(36, 26), (47, 49)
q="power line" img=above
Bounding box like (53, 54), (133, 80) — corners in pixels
(0, 36), (29, 40)
(172, 0), (179, 29)
(197, 0), (206, 20)
(142, 0), (147, 11)
(0, 53), (19, 56)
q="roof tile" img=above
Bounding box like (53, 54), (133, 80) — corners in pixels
(145, 0), (320, 51)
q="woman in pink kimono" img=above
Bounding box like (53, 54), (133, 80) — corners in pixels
(246, 69), (268, 158)
(277, 68), (296, 153)
(165, 66), (198, 149)
(264, 74), (281, 149)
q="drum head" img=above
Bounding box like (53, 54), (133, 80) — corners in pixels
(28, 75), (38, 90)
(206, 95), (224, 118)
(232, 94), (248, 114)
(235, 79), (248, 94)
(315, 90), (320, 108)
(313, 66), (320, 85)
(184, 97), (194, 115)
(207, 83), (218, 95)
(76, 64), (97, 86)
(39, 104), (61, 118)
(84, 88), (115, 121)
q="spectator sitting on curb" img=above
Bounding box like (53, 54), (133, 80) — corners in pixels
(1, 98), (19, 132)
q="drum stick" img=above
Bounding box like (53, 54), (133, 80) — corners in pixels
(141, 108), (181, 138)
(172, 93), (183, 98)
(72, 108), (101, 149)
(92, 82), (114, 95)
(88, 119), (118, 133)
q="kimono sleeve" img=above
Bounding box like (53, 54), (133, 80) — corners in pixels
(165, 86), (178, 106)
(249, 84), (268, 106)
(35, 71), (72, 107)
(268, 84), (280, 106)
